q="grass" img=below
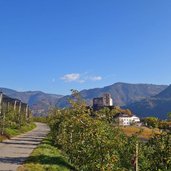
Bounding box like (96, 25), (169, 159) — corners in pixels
(18, 135), (76, 171)
(0, 122), (36, 142)
(32, 116), (48, 123)
(121, 126), (161, 140)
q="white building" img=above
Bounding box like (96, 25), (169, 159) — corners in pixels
(115, 113), (140, 126)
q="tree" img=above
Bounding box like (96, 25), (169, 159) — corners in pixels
(167, 112), (171, 121)
(143, 117), (159, 128)
(49, 90), (130, 170)
(144, 133), (171, 171)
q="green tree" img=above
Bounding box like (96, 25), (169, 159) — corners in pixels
(167, 112), (171, 121)
(49, 90), (130, 170)
(145, 133), (171, 171)
(143, 117), (159, 128)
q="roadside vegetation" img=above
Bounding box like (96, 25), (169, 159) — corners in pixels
(0, 122), (36, 142)
(0, 102), (34, 141)
(18, 135), (76, 171)
(32, 116), (48, 123)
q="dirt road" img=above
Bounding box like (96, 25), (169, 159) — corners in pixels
(0, 123), (49, 171)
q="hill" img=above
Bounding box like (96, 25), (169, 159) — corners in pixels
(56, 82), (167, 108)
(126, 85), (171, 119)
(0, 88), (63, 116)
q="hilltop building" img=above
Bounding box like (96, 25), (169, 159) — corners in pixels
(93, 93), (113, 110)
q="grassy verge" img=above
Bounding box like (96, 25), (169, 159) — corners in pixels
(18, 135), (76, 171)
(0, 122), (36, 142)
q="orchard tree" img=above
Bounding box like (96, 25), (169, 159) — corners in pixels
(167, 112), (171, 121)
(145, 133), (171, 171)
(143, 117), (159, 128)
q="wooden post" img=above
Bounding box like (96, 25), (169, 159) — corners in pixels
(28, 108), (31, 122)
(0, 93), (2, 116)
(135, 142), (139, 171)
(26, 104), (29, 122)
(14, 100), (17, 111)
(7, 101), (9, 111)
(2, 101), (7, 135)
(0, 93), (3, 134)
(18, 101), (22, 127)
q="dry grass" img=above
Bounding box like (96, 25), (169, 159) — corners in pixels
(121, 126), (161, 140)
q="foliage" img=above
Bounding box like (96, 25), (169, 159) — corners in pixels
(32, 116), (48, 123)
(142, 117), (159, 128)
(158, 121), (171, 131)
(143, 133), (171, 171)
(94, 106), (132, 125)
(0, 98), (34, 140)
(49, 90), (129, 170)
(48, 90), (171, 171)
(0, 122), (36, 141)
(0, 102), (32, 135)
(96, 107), (114, 123)
(167, 112), (171, 121)
(4, 123), (36, 137)
(142, 116), (171, 131)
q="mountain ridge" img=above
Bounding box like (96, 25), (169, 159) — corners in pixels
(1, 82), (169, 118)
(126, 84), (171, 119)
(56, 82), (167, 108)
(0, 87), (63, 116)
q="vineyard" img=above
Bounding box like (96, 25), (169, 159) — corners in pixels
(0, 92), (31, 136)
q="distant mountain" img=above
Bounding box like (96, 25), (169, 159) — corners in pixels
(0, 88), (63, 116)
(126, 85), (171, 119)
(155, 85), (171, 98)
(56, 83), (167, 108)
(1, 83), (168, 118)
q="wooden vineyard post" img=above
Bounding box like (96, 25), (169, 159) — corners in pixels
(18, 101), (22, 128)
(0, 92), (3, 134)
(135, 142), (139, 171)
(26, 104), (29, 122)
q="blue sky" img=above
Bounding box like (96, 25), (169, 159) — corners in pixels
(0, 0), (171, 95)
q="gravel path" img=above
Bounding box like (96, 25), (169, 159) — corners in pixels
(0, 123), (50, 171)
